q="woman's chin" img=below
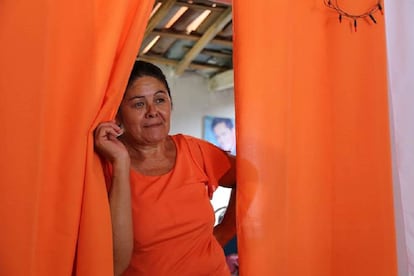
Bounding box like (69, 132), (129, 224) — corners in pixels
(143, 132), (169, 144)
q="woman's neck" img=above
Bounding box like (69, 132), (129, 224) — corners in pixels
(125, 136), (177, 176)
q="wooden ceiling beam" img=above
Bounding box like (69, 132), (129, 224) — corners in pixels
(183, 46), (232, 58)
(208, 69), (234, 91)
(151, 29), (232, 47)
(138, 55), (225, 71)
(176, 1), (226, 12)
(174, 6), (232, 75)
(211, 0), (232, 5)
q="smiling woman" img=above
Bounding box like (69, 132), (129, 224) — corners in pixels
(94, 60), (237, 276)
(119, 77), (172, 148)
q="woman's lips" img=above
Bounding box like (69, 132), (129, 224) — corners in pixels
(144, 122), (162, 128)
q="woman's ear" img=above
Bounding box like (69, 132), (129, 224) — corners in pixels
(115, 112), (122, 127)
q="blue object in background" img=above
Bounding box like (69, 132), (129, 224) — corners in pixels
(224, 236), (238, 255)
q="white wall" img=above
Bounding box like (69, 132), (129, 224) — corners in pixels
(162, 65), (235, 223)
(385, 1), (414, 275)
(164, 69), (235, 138)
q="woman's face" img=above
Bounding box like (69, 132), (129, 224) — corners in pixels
(118, 76), (172, 145)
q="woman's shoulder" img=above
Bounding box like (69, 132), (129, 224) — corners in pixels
(171, 134), (225, 162)
(171, 134), (201, 147)
(171, 134), (214, 147)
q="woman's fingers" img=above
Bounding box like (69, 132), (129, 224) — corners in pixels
(93, 121), (129, 162)
(95, 122), (123, 141)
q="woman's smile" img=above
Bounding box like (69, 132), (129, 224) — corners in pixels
(144, 122), (163, 128)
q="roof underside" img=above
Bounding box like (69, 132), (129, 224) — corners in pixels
(138, 0), (233, 78)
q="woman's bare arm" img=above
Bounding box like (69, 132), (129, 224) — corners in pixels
(109, 158), (133, 276)
(94, 121), (133, 275)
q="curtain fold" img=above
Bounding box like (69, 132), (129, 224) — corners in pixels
(0, 1), (153, 275)
(233, 1), (397, 275)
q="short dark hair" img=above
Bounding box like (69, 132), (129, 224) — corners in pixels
(211, 117), (234, 130)
(127, 60), (171, 99)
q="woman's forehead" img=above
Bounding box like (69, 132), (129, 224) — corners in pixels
(126, 76), (167, 97)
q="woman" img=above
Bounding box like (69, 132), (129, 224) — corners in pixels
(94, 61), (237, 275)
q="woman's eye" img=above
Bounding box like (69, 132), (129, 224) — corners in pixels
(155, 98), (166, 104)
(134, 102), (145, 108)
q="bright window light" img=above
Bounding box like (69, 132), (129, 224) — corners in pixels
(186, 10), (211, 34)
(142, 35), (160, 54)
(165, 7), (188, 28)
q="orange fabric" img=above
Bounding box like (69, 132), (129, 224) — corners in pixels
(123, 134), (230, 275)
(233, 1), (397, 276)
(0, 1), (153, 275)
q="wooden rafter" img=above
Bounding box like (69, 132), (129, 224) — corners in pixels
(139, 55), (225, 72)
(176, 1), (226, 12)
(151, 29), (232, 47)
(208, 69), (234, 91)
(174, 6), (232, 75)
(183, 46), (232, 58)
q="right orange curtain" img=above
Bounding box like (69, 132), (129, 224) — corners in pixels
(233, 1), (397, 275)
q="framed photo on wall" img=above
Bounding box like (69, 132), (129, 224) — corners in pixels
(203, 115), (236, 155)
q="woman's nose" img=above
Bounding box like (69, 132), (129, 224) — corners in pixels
(145, 104), (158, 118)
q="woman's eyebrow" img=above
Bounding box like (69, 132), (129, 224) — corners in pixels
(127, 90), (167, 101)
(127, 95), (144, 102)
(154, 90), (168, 96)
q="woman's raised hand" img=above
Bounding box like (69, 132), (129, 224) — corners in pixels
(94, 121), (129, 163)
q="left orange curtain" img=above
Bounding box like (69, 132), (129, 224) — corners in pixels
(0, 1), (153, 275)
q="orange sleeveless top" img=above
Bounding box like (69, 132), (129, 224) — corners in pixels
(123, 134), (231, 276)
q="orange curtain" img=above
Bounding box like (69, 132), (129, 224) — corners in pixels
(0, 1), (153, 275)
(233, 1), (397, 275)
